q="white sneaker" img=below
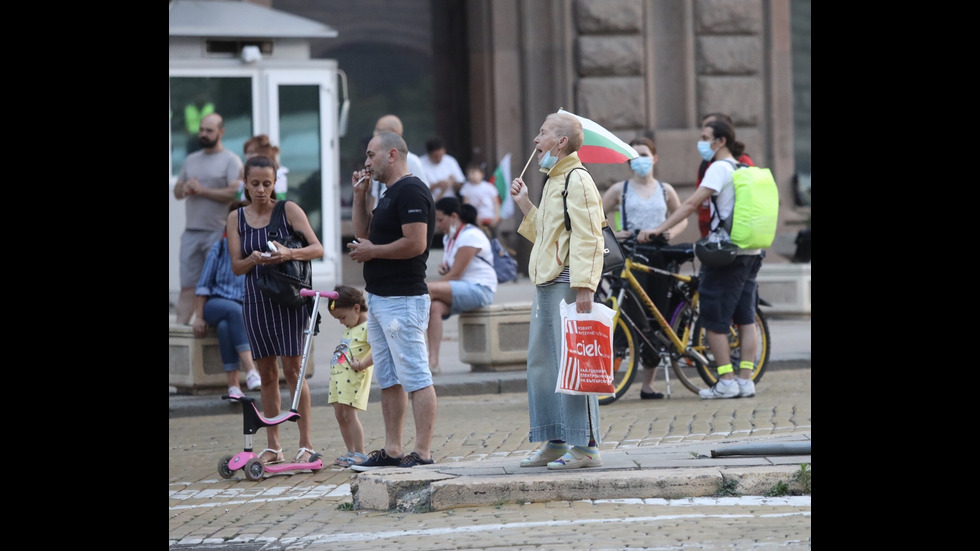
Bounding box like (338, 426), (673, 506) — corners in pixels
(546, 447), (602, 470)
(520, 442), (570, 467)
(228, 386), (244, 398)
(246, 370), (262, 391)
(699, 380), (739, 399)
(737, 379), (756, 398)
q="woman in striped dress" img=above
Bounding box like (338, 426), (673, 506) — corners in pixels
(227, 155), (324, 466)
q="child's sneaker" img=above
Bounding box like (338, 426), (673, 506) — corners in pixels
(246, 370), (262, 391)
(228, 386), (244, 398)
(737, 379), (756, 398)
(333, 451), (369, 468)
(699, 380), (739, 399)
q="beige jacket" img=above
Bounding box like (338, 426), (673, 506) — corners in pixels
(517, 152), (605, 291)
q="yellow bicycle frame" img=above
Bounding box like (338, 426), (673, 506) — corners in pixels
(605, 257), (709, 367)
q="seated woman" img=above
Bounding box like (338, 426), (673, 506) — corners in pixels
(193, 200), (262, 398)
(427, 198), (498, 374)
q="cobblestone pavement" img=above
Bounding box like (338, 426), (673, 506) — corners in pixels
(170, 367), (811, 549)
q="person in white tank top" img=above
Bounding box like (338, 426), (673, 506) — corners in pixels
(600, 137), (686, 399)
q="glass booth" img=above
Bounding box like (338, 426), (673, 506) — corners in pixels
(168, 62), (345, 303)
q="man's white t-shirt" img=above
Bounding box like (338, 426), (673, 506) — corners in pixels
(420, 152), (465, 199)
(701, 158), (760, 255)
(700, 159), (736, 233)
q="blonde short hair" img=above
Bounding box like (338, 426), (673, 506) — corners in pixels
(547, 112), (584, 153)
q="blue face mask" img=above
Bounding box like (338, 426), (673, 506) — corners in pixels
(697, 140), (715, 162)
(539, 144), (560, 171)
(629, 156), (653, 176)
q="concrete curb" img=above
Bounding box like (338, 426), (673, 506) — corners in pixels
(352, 432), (812, 512)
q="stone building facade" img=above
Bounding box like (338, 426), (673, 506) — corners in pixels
(462, 0), (806, 264)
(268, 0), (809, 268)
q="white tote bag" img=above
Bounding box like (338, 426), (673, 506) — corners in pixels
(555, 299), (616, 395)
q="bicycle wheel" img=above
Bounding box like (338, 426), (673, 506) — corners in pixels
(667, 302), (709, 394)
(594, 277), (639, 405)
(597, 313), (638, 405)
(693, 307), (771, 387)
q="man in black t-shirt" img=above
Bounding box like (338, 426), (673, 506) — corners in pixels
(348, 131), (438, 470)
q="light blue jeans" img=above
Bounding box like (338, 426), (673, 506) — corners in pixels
(367, 294), (433, 393)
(446, 280), (495, 318)
(526, 283), (601, 447)
(202, 297), (251, 372)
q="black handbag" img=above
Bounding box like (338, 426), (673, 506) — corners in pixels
(601, 225), (626, 274)
(256, 200), (313, 308)
(563, 167), (626, 274)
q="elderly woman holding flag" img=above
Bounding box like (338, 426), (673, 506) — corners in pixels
(509, 111), (609, 470)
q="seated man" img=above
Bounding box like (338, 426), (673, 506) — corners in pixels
(420, 136), (465, 202)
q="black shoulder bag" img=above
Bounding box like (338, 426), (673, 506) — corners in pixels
(256, 200), (313, 308)
(563, 167), (625, 275)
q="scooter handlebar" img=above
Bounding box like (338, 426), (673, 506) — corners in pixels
(300, 289), (340, 299)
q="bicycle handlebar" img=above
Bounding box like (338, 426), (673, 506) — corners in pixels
(618, 231), (694, 264)
(300, 289), (340, 299)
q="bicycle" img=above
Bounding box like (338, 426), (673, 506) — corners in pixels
(594, 234), (771, 405)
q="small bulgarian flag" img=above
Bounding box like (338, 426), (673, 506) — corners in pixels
(558, 108), (639, 164)
(490, 152), (514, 219)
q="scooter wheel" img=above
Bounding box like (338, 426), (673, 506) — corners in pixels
(218, 455), (235, 479)
(309, 453), (324, 473)
(244, 457), (265, 481)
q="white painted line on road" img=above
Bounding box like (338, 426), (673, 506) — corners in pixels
(594, 496), (811, 507)
(170, 486), (808, 512)
(169, 484), (346, 510)
(280, 508), (812, 545)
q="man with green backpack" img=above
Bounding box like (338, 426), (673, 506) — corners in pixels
(639, 118), (777, 400)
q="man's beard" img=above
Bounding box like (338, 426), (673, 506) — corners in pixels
(199, 136), (218, 148)
(372, 164), (387, 184)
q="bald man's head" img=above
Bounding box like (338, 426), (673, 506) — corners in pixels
(374, 114), (404, 136)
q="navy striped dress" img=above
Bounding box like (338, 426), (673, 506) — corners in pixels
(237, 202), (308, 359)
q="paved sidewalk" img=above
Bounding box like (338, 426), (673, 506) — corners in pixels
(169, 276), (811, 418)
(170, 270), (811, 546)
(170, 368), (811, 548)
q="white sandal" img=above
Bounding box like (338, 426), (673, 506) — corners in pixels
(294, 447), (316, 463)
(259, 448), (284, 465)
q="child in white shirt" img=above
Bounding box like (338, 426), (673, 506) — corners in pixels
(458, 163), (501, 230)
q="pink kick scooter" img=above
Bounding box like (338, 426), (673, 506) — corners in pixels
(218, 288), (338, 481)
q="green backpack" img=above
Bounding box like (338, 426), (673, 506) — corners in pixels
(712, 161), (779, 249)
